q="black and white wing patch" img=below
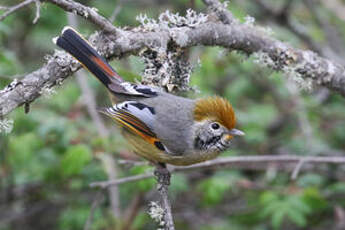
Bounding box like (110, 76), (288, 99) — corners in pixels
(113, 101), (156, 128)
(119, 82), (158, 97)
(100, 101), (166, 152)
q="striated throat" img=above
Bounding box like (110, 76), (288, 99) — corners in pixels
(194, 135), (221, 150)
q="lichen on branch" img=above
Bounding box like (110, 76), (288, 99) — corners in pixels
(1, 0), (345, 118)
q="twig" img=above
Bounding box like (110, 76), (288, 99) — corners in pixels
(83, 190), (104, 230)
(120, 193), (143, 230)
(96, 153), (122, 218)
(291, 158), (307, 180)
(117, 159), (148, 167)
(322, 0), (345, 22)
(285, 80), (314, 150)
(46, 0), (117, 33)
(0, 0), (36, 22)
(75, 71), (109, 136)
(254, 0), (345, 65)
(90, 172), (153, 188)
(32, 0), (41, 24)
(109, 0), (125, 23)
(154, 164), (175, 230)
(253, 0), (324, 54)
(335, 205), (345, 230)
(304, 0), (345, 63)
(202, 0), (235, 24)
(90, 155), (345, 188)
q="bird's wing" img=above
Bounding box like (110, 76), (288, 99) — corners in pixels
(118, 82), (159, 98)
(100, 101), (166, 152)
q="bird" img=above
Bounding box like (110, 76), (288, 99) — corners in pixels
(54, 27), (244, 166)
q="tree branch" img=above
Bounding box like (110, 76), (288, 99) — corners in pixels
(0, 0), (36, 22)
(33, 0), (41, 24)
(44, 0), (117, 34)
(202, 0), (235, 24)
(1, 1), (345, 228)
(2, 1), (345, 116)
(90, 155), (345, 189)
(83, 191), (104, 230)
(90, 172), (153, 189)
(154, 165), (175, 230)
(2, 15), (345, 117)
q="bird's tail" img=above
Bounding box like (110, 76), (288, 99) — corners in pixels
(54, 26), (123, 89)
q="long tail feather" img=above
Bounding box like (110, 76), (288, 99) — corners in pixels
(54, 26), (123, 89)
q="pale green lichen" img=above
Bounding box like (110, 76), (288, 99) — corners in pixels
(136, 9), (208, 32)
(148, 201), (165, 228)
(140, 48), (193, 93)
(0, 78), (19, 94)
(253, 50), (313, 91)
(40, 84), (57, 98)
(0, 118), (14, 134)
(244, 15), (255, 26)
(135, 9), (208, 92)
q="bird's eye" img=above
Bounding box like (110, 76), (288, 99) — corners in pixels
(211, 122), (220, 130)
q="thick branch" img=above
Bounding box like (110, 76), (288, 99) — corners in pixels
(2, 2), (345, 117)
(0, 24), (169, 116)
(173, 22), (345, 96)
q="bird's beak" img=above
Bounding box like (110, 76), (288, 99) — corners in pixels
(228, 128), (245, 136)
(222, 128), (245, 142)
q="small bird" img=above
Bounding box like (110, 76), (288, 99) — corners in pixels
(54, 27), (244, 166)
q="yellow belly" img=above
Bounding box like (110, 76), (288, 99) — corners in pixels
(122, 129), (220, 166)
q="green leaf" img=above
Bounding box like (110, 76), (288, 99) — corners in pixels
(61, 145), (92, 177)
(259, 192), (312, 228)
(8, 132), (43, 157)
(240, 104), (278, 127)
(7, 132), (45, 183)
(0, 49), (21, 75)
(271, 209), (285, 229)
(286, 208), (307, 227)
(225, 77), (250, 103)
(302, 188), (327, 211)
(46, 82), (80, 112)
(287, 196), (311, 214)
(197, 174), (232, 205)
(297, 173), (325, 187)
(328, 182), (345, 193)
(260, 201), (283, 218)
(58, 204), (106, 230)
(132, 212), (151, 229)
(259, 191), (279, 205)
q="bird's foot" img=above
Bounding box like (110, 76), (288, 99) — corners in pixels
(154, 163), (171, 187)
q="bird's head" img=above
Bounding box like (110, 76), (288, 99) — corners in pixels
(193, 96), (244, 153)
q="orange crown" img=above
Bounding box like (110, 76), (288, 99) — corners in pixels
(194, 96), (236, 130)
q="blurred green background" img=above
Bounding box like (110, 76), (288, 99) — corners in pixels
(1, 0), (345, 229)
